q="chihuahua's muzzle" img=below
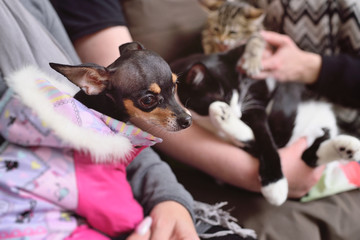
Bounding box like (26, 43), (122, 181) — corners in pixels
(167, 97), (192, 131)
(124, 94), (192, 132)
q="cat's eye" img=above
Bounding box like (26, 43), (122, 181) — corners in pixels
(139, 95), (158, 108)
(213, 26), (220, 32)
(229, 30), (237, 35)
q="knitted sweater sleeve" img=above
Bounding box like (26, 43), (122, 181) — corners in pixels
(126, 147), (195, 219)
(308, 54), (360, 108)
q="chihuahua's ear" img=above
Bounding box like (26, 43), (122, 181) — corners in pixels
(119, 42), (145, 55)
(186, 63), (207, 87)
(49, 62), (110, 95)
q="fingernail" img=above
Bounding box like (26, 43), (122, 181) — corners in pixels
(136, 216), (152, 236)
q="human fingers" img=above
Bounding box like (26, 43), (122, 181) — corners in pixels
(149, 218), (173, 240)
(260, 30), (293, 47)
(251, 70), (273, 80)
(260, 57), (278, 72)
(151, 223), (198, 240)
(169, 222), (200, 240)
(126, 217), (152, 240)
(149, 201), (200, 240)
(288, 165), (325, 198)
(280, 137), (326, 197)
(263, 43), (274, 59)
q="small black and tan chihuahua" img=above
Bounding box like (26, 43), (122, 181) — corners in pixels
(50, 42), (192, 132)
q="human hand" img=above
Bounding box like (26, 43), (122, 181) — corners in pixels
(147, 201), (199, 240)
(253, 31), (321, 84)
(126, 217), (152, 240)
(279, 137), (325, 198)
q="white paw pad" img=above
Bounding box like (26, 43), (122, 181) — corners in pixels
(241, 55), (262, 76)
(261, 178), (288, 206)
(333, 135), (360, 161)
(209, 101), (232, 125)
(209, 101), (254, 144)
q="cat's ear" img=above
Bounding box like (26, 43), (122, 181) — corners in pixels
(198, 0), (226, 11)
(245, 6), (265, 22)
(222, 45), (246, 64)
(186, 63), (207, 87)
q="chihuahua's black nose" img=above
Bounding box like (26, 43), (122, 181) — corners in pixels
(178, 115), (192, 129)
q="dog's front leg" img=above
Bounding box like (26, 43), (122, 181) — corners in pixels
(242, 108), (288, 206)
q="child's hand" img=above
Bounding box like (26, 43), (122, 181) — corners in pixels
(149, 201), (200, 240)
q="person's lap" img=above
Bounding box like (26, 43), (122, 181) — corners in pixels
(168, 159), (360, 240)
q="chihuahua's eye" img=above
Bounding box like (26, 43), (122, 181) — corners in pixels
(139, 95), (157, 108)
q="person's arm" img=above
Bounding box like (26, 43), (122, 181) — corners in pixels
(150, 122), (324, 198)
(311, 54), (360, 108)
(74, 26), (132, 66)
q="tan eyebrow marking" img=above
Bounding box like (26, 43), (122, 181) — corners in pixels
(172, 73), (178, 84)
(124, 99), (174, 128)
(149, 83), (161, 94)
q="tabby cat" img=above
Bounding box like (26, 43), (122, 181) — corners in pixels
(199, 0), (265, 75)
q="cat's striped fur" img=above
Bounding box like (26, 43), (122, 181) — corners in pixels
(200, 0), (265, 75)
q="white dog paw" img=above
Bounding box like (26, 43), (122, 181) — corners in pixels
(261, 178), (288, 206)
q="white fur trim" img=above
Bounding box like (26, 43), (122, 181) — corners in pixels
(5, 66), (133, 163)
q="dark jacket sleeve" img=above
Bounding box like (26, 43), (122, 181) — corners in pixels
(308, 54), (360, 108)
(50, 0), (127, 41)
(126, 147), (195, 220)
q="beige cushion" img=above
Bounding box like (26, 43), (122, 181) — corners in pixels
(121, 0), (207, 62)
